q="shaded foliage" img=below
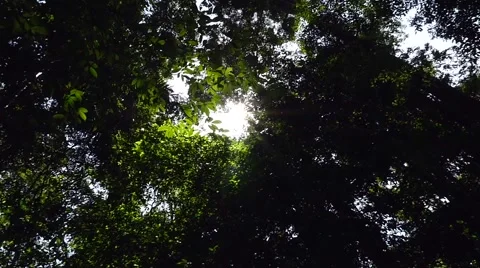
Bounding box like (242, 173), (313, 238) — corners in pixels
(2, 0), (480, 267)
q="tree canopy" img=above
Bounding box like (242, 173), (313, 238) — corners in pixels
(2, 0), (480, 267)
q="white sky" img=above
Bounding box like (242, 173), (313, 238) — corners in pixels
(400, 9), (455, 51)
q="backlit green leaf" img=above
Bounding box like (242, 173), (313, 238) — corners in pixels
(89, 67), (98, 78)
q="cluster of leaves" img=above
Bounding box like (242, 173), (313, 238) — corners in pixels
(2, 0), (480, 267)
(0, 0), (295, 266)
(231, 1), (480, 266)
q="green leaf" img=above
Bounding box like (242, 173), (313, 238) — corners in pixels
(177, 259), (189, 267)
(165, 129), (174, 138)
(70, 89), (84, 100)
(184, 107), (193, 118)
(159, 98), (166, 112)
(23, 20), (31, 31)
(158, 125), (170, 132)
(53, 114), (65, 120)
(31, 26), (48, 35)
(78, 107), (88, 121)
(13, 19), (22, 33)
(179, 28), (188, 37)
(212, 120), (221, 124)
(209, 245), (219, 253)
(94, 49), (102, 59)
(89, 67), (98, 78)
(136, 79), (144, 88)
(158, 40), (166, 45)
(225, 67), (233, 77)
(78, 112), (87, 121)
(133, 140), (143, 152)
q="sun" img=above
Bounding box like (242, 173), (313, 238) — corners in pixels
(209, 101), (251, 138)
(168, 76), (251, 138)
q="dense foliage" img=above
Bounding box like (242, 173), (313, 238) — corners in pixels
(2, 0), (480, 267)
